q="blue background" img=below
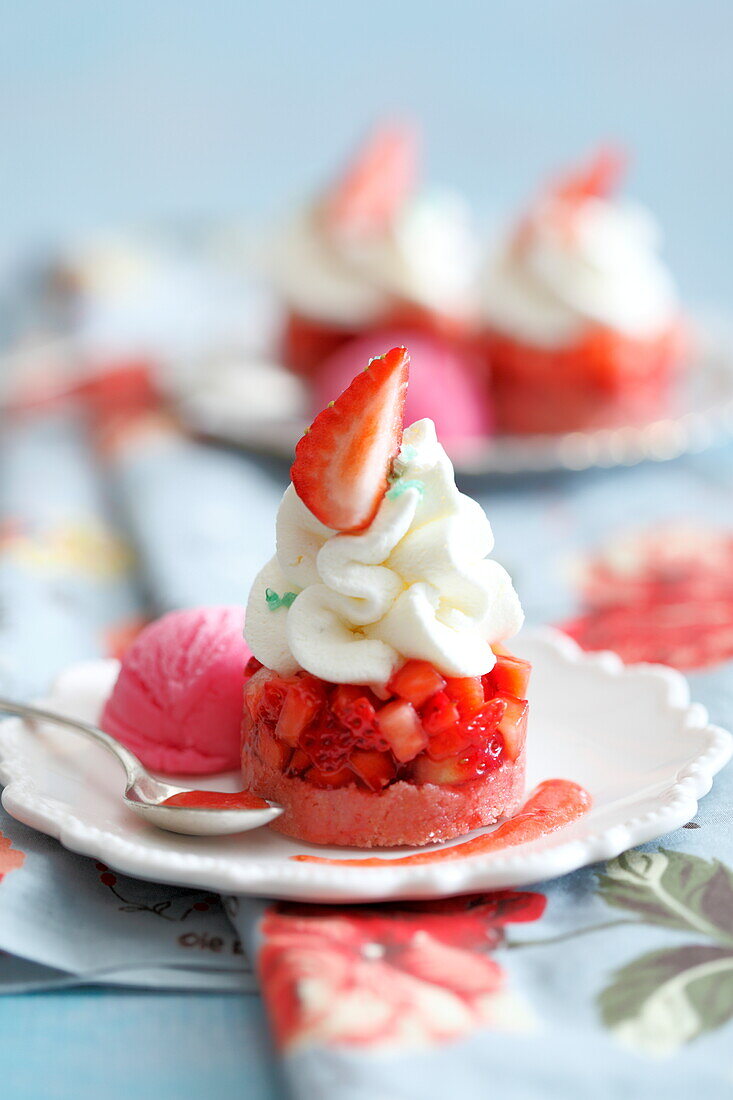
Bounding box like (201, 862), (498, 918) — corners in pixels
(0, 4), (731, 1098)
(1, 1), (731, 307)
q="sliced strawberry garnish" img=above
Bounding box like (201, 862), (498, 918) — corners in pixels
(388, 659), (447, 708)
(377, 699), (428, 763)
(552, 146), (626, 204)
(291, 346), (409, 532)
(331, 685), (386, 750)
(323, 120), (419, 240)
(482, 654), (531, 701)
(444, 676), (485, 719)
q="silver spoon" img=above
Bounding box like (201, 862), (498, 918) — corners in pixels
(0, 697), (283, 836)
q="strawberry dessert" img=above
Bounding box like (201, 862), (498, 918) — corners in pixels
(268, 121), (478, 377)
(243, 346), (529, 847)
(480, 149), (686, 434)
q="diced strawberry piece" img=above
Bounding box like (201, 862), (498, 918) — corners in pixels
(304, 764), (354, 789)
(389, 660), (446, 708)
(331, 684), (367, 712)
(286, 748), (311, 776)
(331, 685), (386, 749)
(412, 741), (502, 786)
(377, 699), (428, 763)
(244, 655), (263, 679)
(299, 716), (354, 773)
(276, 675), (327, 746)
(427, 698), (508, 762)
(257, 729), (292, 772)
(463, 698), (508, 745)
(244, 668), (289, 728)
(421, 690), (460, 735)
(426, 722), (474, 761)
(483, 654), (531, 701)
(349, 749), (396, 791)
(254, 674), (292, 727)
(444, 676), (484, 719)
(370, 681), (392, 701)
(324, 121), (419, 240)
(291, 346), (409, 533)
(496, 694), (529, 763)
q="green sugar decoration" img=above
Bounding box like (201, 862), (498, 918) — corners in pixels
(265, 588), (298, 610)
(386, 479), (425, 500)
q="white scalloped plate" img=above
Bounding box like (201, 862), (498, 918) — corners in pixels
(0, 629), (730, 902)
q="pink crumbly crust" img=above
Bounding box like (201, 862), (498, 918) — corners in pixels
(242, 743), (526, 848)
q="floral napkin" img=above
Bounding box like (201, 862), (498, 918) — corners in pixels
(0, 400), (253, 992)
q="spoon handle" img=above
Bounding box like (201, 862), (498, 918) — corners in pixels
(0, 697), (144, 786)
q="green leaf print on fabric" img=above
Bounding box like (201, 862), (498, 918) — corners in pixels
(600, 946), (733, 1056)
(597, 850), (733, 942)
(595, 849), (733, 1056)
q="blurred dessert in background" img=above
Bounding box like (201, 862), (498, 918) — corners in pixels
(5, 134), (692, 453)
(267, 121), (479, 377)
(313, 328), (493, 455)
(480, 148), (686, 433)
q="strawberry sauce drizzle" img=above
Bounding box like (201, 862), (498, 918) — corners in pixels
(293, 779), (591, 866)
(161, 790), (270, 811)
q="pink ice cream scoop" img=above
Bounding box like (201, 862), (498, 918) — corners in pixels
(313, 329), (494, 451)
(101, 606), (250, 775)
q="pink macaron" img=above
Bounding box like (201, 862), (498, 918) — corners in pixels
(101, 606), (250, 775)
(313, 329), (493, 452)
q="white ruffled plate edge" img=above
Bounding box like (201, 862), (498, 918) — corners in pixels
(1, 628), (731, 901)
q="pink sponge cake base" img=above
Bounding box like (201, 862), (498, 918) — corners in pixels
(242, 744), (526, 848)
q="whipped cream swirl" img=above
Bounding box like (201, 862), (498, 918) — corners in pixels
(245, 420), (523, 684)
(482, 197), (678, 347)
(268, 190), (478, 327)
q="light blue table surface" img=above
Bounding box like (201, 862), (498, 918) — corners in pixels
(1, 3), (731, 1098)
(0, 990), (286, 1100)
(1, 0), (732, 309)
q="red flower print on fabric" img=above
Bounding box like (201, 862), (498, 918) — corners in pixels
(258, 890), (546, 1052)
(0, 830), (25, 882)
(563, 524), (733, 670)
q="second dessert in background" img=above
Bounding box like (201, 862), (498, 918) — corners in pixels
(480, 148), (686, 434)
(267, 121), (479, 377)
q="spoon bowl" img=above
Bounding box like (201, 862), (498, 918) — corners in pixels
(0, 697), (283, 837)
